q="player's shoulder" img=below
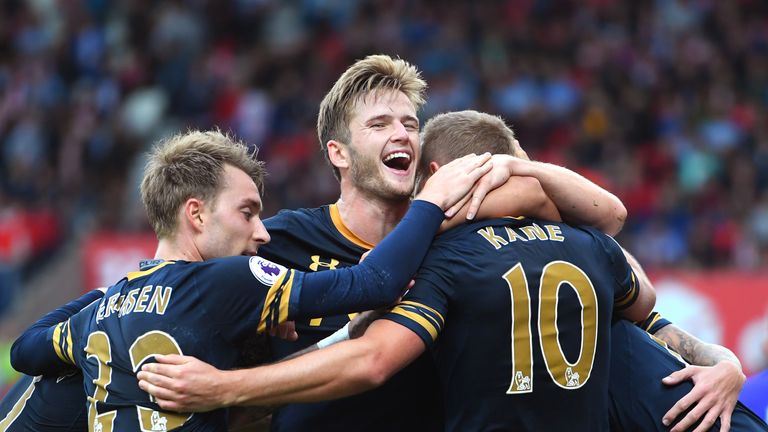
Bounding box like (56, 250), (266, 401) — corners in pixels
(264, 206), (330, 230)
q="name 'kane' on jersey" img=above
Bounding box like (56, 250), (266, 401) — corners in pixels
(384, 217), (639, 432)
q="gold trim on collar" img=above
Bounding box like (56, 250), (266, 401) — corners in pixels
(329, 204), (374, 250)
(127, 261), (175, 281)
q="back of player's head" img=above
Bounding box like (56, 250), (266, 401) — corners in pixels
(417, 110), (518, 183)
(317, 54), (427, 180)
(140, 129), (265, 239)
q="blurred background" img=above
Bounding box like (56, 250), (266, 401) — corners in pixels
(0, 0), (766, 396)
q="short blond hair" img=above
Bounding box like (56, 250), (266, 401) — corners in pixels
(418, 110), (518, 184)
(140, 130), (265, 239)
(317, 54), (427, 180)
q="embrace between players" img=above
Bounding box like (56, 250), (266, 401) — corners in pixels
(5, 55), (767, 432)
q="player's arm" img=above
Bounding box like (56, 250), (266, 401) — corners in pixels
(617, 247), (656, 322)
(138, 320), (425, 411)
(295, 153), (491, 316)
(10, 289), (105, 376)
(459, 154), (626, 236)
(442, 175), (562, 231)
(645, 315), (746, 432)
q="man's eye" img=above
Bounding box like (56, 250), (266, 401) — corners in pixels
(371, 123), (385, 128)
(242, 211), (253, 221)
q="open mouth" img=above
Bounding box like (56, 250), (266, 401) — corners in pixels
(382, 151), (412, 173)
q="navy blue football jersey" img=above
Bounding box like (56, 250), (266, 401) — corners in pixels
(0, 373), (86, 431)
(610, 318), (768, 431)
(0, 289), (105, 432)
(11, 200), (445, 431)
(261, 204), (444, 431)
(47, 258), (306, 431)
(384, 217), (639, 431)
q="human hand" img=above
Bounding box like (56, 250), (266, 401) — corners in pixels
(459, 154), (518, 220)
(137, 354), (234, 412)
(269, 321), (298, 341)
(662, 362), (746, 432)
(415, 153), (492, 215)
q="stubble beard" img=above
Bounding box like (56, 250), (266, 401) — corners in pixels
(347, 150), (414, 204)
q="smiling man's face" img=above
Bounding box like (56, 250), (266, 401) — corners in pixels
(345, 89), (420, 202)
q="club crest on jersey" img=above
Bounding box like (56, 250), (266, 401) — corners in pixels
(249, 256), (286, 286)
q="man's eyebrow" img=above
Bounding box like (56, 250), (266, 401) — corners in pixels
(240, 198), (262, 212)
(365, 114), (420, 125)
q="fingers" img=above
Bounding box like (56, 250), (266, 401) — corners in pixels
(138, 379), (183, 410)
(416, 153), (493, 211)
(466, 177), (493, 220)
(153, 354), (188, 365)
(719, 410), (732, 432)
(138, 370), (180, 395)
(689, 409), (719, 432)
(663, 389), (698, 427)
(276, 321), (298, 341)
(663, 366), (696, 385)
(445, 185), (475, 218)
(670, 398), (715, 432)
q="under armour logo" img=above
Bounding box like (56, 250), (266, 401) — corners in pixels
(309, 255), (339, 271)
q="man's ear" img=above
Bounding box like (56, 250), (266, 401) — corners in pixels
(429, 161), (441, 174)
(184, 198), (205, 233)
(327, 140), (350, 172)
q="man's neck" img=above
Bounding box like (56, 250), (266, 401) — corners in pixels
(335, 187), (410, 245)
(153, 234), (203, 262)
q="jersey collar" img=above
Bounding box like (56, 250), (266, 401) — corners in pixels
(328, 204), (374, 250)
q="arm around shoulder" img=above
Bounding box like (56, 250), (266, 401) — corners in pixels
(140, 320), (426, 410)
(507, 157), (627, 236)
(616, 247), (656, 323)
(441, 176), (561, 232)
(228, 320), (425, 406)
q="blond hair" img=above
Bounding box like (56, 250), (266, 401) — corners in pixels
(317, 54), (427, 180)
(418, 110), (518, 183)
(140, 129), (265, 239)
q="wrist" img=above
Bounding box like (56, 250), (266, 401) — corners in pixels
(716, 359), (746, 381)
(221, 369), (245, 407)
(508, 158), (538, 178)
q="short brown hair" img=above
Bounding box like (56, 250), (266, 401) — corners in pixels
(317, 54), (427, 180)
(418, 110), (518, 183)
(140, 129), (265, 239)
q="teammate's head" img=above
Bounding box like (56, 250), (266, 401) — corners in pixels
(318, 55), (426, 200)
(416, 110), (524, 189)
(141, 130), (270, 258)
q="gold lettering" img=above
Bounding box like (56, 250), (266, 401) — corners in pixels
(104, 294), (120, 318)
(119, 289), (138, 317)
(520, 224), (549, 241)
(505, 227), (528, 242)
(134, 285), (152, 313)
(546, 225), (565, 242)
(96, 301), (106, 322)
(147, 286), (172, 315)
(477, 227), (508, 249)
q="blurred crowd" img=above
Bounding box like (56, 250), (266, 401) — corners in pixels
(2, 0), (768, 297)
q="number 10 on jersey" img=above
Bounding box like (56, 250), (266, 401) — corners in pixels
(504, 261), (599, 394)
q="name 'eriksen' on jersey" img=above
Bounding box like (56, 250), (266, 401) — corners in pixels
(96, 285), (173, 322)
